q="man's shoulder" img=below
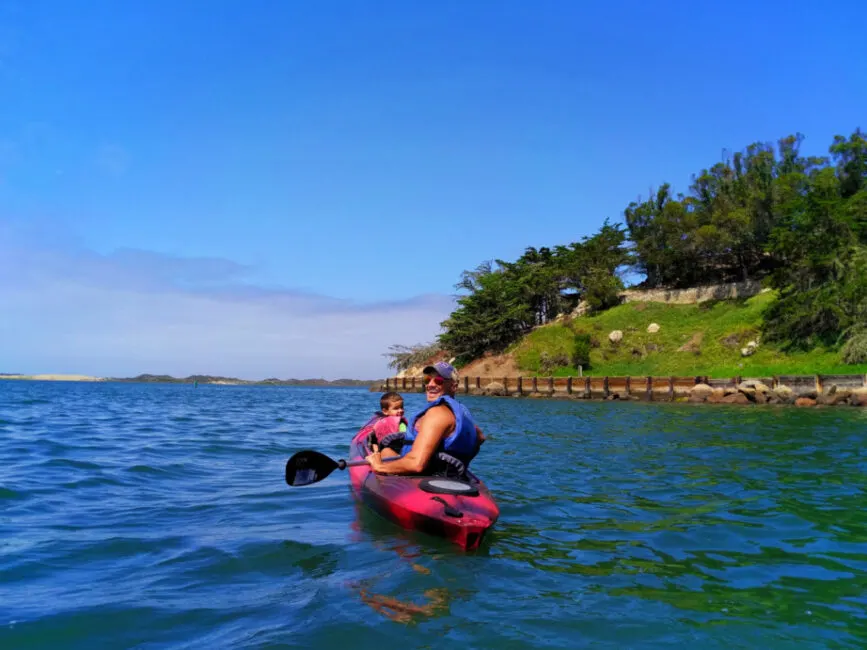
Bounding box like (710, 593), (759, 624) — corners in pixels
(430, 401), (456, 413)
(427, 402), (458, 421)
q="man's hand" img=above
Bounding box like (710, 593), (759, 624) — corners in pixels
(365, 442), (384, 472)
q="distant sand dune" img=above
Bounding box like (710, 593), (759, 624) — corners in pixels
(0, 374), (105, 382)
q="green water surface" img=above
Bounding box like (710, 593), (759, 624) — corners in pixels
(1, 381), (865, 648)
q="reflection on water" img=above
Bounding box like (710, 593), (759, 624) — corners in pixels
(346, 501), (456, 624)
(356, 587), (450, 624)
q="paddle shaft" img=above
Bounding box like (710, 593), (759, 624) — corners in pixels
(340, 455), (401, 470)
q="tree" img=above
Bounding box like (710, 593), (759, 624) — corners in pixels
(555, 220), (630, 311)
(383, 341), (443, 372)
(763, 129), (867, 351)
(438, 261), (535, 364)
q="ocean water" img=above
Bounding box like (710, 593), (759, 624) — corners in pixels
(2, 381), (866, 649)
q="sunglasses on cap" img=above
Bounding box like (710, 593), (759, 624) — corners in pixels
(423, 374), (449, 385)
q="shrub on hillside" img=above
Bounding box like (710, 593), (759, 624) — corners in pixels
(539, 351), (569, 374)
(842, 327), (867, 364)
(572, 333), (592, 369)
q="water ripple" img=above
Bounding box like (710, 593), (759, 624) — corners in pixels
(1, 382), (866, 648)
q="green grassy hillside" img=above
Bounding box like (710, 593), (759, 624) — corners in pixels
(511, 292), (867, 377)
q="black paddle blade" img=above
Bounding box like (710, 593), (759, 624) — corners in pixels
(285, 450), (341, 487)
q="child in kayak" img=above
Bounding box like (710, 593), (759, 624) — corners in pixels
(353, 391), (408, 447)
(379, 391), (408, 434)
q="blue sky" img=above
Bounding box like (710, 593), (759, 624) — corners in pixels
(1, 0), (865, 379)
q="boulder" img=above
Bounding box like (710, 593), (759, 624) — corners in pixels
(721, 393), (750, 404)
(609, 330), (623, 344)
(773, 385), (794, 403)
(690, 383), (715, 400)
(738, 379), (771, 393)
(818, 388), (852, 406)
(795, 397), (817, 407)
(483, 381), (507, 397)
(647, 323), (660, 334)
(736, 380), (772, 402)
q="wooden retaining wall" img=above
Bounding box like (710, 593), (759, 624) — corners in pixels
(380, 373), (867, 400)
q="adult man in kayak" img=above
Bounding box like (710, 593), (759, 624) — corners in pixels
(365, 361), (485, 476)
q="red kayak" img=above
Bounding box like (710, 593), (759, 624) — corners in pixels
(348, 430), (499, 551)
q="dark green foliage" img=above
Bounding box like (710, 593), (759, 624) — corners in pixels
(554, 220), (630, 311)
(571, 333), (592, 369)
(761, 130), (867, 354)
(438, 260), (537, 364)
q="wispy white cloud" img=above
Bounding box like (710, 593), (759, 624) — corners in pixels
(0, 220), (454, 379)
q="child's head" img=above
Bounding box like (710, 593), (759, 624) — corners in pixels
(380, 391), (404, 417)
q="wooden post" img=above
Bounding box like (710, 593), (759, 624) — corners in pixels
(668, 376), (674, 401)
(566, 376), (572, 395)
(463, 376), (469, 394)
(532, 376), (538, 392)
(548, 377), (554, 393)
(503, 377), (508, 395)
(475, 376), (481, 390)
(646, 376), (652, 401)
(625, 376), (631, 397)
(584, 376), (591, 398)
(517, 376), (523, 395)
(603, 376), (610, 398)
(816, 374), (823, 393)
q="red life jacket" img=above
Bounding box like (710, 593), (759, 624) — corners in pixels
(351, 412), (408, 445)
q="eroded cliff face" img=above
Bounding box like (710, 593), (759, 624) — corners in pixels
(619, 280), (767, 305)
(568, 280), (768, 318)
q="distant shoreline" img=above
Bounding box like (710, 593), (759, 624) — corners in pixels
(0, 374), (105, 382)
(0, 373), (380, 387)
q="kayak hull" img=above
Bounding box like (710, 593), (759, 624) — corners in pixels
(348, 432), (499, 551)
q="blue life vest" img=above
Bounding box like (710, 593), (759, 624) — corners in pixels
(402, 395), (479, 466)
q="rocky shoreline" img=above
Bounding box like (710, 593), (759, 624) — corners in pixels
(382, 377), (867, 408)
(470, 379), (867, 407)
